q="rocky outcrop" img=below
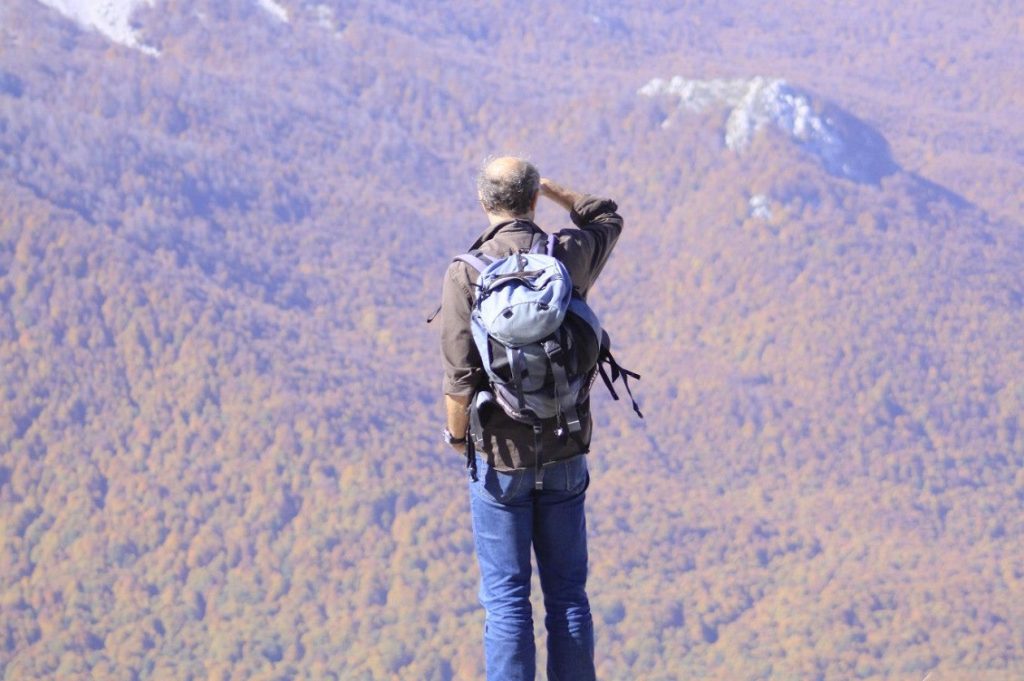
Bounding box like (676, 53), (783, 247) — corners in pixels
(639, 76), (898, 183)
(36, 0), (160, 55)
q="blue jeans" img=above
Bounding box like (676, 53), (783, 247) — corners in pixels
(468, 453), (596, 681)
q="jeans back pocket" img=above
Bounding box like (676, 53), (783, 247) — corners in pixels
(471, 454), (528, 504)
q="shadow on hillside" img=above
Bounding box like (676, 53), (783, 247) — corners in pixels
(813, 101), (899, 185)
(822, 104), (977, 213)
(906, 172), (973, 211)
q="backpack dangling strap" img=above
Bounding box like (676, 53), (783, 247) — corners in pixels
(598, 350), (643, 419)
(507, 346), (529, 413)
(543, 339), (581, 433)
(467, 390), (498, 481)
(465, 429), (477, 481)
(533, 421), (545, 490)
(597, 362), (618, 400)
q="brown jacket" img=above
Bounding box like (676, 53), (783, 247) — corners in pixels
(440, 195), (623, 470)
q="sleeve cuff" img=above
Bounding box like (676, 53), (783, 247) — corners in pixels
(443, 373), (482, 397)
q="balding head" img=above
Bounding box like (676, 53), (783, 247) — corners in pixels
(477, 156), (540, 218)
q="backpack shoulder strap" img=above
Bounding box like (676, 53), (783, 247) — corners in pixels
(427, 250), (494, 323)
(453, 251), (493, 273)
(527, 231), (558, 257)
(527, 231), (547, 254)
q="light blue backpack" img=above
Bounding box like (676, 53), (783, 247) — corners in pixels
(453, 232), (642, 482)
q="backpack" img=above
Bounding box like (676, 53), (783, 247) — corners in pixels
(453, 232), (642, 484)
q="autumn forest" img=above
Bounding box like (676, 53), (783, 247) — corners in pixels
(2, 0), (1024, 679)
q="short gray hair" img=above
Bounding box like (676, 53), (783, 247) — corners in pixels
(476, 156), (540, 216)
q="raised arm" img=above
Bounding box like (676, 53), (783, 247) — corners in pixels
(540, 178), (623, 297)
(539, 177), (584, 212)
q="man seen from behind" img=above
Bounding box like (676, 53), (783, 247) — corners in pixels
(439, 156), (624, 680)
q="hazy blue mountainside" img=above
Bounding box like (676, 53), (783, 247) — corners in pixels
(2, 0), (1024, 679)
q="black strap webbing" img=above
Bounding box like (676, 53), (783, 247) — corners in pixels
(467, 392), (490, 481)
(465, 432), (477, 480)
(544, 339), (581, 433)
(533, 422), (544, 490)
(598, 351), (643, 419)
(508, 347), (528, 413)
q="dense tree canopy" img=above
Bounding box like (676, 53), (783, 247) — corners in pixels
(1, 0), (1023, 679)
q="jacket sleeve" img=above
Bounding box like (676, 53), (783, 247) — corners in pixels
(440, 263), (484, 397)
(558, 195), (623, 297)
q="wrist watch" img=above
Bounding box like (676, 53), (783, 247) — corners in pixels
(443, 428), (467, 445)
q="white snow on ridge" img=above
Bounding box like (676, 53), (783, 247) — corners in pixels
(639, 76), (839, 153)
(38, 0), (160, 55)
(639, 76), (897, 183)
(257, 0), (289, 23)
(38, 0), (290, 53)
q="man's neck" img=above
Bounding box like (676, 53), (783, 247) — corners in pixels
(487, 211), (535, 226)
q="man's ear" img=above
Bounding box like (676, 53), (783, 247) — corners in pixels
(530, 193), (539, 212)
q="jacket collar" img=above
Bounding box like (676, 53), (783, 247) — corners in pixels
(469, 217), (541, 252)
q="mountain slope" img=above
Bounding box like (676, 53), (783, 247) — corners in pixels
(2, 1), (1024, 679)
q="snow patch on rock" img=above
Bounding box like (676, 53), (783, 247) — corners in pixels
(638, 76), (830, 150)
(639, 76), (897, 183)
(314, 4), (334, 30)
(37, 0), (160, 55)
(256, 0), (289, 23)
(749, 194), (772, 220)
